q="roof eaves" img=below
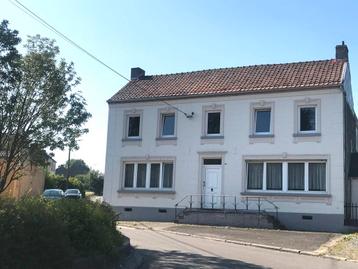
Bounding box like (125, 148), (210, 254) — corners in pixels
(107, 84), (342, 104)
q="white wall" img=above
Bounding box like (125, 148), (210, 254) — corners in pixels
(104, 88), (345, 215)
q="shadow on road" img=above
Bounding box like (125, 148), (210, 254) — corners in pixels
(138, 249), (270, 269)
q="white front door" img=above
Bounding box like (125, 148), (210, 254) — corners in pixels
(203, 165), (222, 208)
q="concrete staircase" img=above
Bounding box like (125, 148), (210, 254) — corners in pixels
(175, 208), (282, 229)
(174, 195), (284, 229)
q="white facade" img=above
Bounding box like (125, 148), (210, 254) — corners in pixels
(104, 88), (346, 220)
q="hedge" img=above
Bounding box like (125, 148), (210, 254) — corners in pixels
(0, 197), (123, 269)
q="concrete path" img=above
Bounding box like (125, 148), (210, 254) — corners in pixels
(118, 221), (337, 252)
(120, 226), (356, 269)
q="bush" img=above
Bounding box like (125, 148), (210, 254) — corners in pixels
(0, 198), (122, 269)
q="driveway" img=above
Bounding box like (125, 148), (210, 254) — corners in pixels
(121, 226), (356, 269)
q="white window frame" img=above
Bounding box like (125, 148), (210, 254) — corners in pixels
(245, 160), (327, 194)
(250, 101), (274, 137)
(122, 160), (175, 191)
(202, 104), (224, 137)
(298, 105), (317, 134)
(123, 109), (143, 140)
(157, 108), (177, 138)
(294, 98), (321, 136)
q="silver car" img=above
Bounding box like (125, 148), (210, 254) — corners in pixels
(42, 189), (64, 200)
(64, 189), (82, 199)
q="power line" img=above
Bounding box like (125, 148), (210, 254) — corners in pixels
(8, 0), (194, 118)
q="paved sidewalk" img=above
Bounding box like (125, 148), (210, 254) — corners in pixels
(118, 221), (339, 252)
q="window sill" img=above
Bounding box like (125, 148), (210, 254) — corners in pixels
(156, 137), (177, 140)
(118, 189), (175, 194)
(293, 132), (321, 143)
(249, 134), (274, 144)
(122, 138), (142, 146)
(249, 134), (274, 138)
(201, 135), (224, 145)
(293, 132), (321, 137)
(156, 137), (177, 146)
(241, 191), (331, 198)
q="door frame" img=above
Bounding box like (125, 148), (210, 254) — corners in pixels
(197, 152), (226, 197)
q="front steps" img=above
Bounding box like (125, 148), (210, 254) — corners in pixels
(175, 208), (283, 229)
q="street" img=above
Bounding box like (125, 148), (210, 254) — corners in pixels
(121, 227), (357, 269)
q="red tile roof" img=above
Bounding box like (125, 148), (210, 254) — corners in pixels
(108, 59), (346, 103)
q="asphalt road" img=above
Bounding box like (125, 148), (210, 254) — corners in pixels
(120, 227), (357, 269)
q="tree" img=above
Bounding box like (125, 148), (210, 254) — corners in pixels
(55, 159), (90, 177)
(0, 20), (91, 193)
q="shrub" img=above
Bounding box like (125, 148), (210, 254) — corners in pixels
(0, 198), (122, 269)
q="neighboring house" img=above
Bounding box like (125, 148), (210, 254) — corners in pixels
(104, 42), (357, 232)
(46, 156), (57, 174)
(0, 156), (55, 199)
(1, 164), (46, 199)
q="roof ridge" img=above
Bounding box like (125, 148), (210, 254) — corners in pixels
(149, 59), (339, 78)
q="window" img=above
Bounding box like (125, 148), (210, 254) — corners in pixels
(309, 163), (326, 191)
(202, 105), (224, 138)
(127, 115), (141, 137)
(288, 163), (305, 191)
(299, 107), (316, 132)
(124, 164), (134, 188)
(247, 163), (263, 190)
(162, 163), (174, 188)
(266, 163), (282, 190)
(150, 163), (160, 188)
(246, 160), (326, 193)
(123, 161), (174, 190)
(255, 109), (271, 134)
(136, 164), (147, 188)
(161, 113), (175, 137)
(207, 112), (221, 135)
(294, 99), (321, 138)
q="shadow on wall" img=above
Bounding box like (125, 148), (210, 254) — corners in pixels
(137, 249), (270, 269)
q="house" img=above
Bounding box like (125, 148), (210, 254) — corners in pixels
(104, 42), (357, 232)
(1, 155), (55, 199)
(1, 164), (46, 199)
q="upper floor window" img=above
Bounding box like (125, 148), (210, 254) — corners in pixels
(123, 110), (143, 141)
(207, 112), (221, 135)
(294, 99), (321, 138)
(255, 108), (271, 134)
(299, 106), (316, 132)
(128, 115), (141, 137)
(161, 113), (175, 137)
(202, 104), (224, 138)
(250, 102), (274, 139)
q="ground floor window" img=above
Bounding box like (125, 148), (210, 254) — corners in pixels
(246, 160), (326, 193)
(123, 161), (174, 190)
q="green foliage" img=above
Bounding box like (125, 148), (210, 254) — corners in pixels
(55, 159), (90, 177)
(0, 197), (122, 269)
(49, 159), (104, 195)
(89, 170), (104, 195)
(0, 198), (72, 269)
(0, 20), (91, 193)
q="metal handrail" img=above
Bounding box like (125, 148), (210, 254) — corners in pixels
(174, 194), (280, 221)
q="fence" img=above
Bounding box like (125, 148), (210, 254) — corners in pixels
(344, 203), (358, 226)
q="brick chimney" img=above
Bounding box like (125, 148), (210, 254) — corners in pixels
(336, 41), (349, 61)
(130, 67), (145, 80)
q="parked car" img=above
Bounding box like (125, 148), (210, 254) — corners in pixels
(42, 189), (64, 200)
(64, 189), (82, 199)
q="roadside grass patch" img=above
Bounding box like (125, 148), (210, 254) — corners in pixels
(327, 233), (358, 260)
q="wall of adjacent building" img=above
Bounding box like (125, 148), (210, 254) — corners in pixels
(1, 165), (45, 199)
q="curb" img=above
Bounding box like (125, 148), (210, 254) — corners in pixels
(119, 224), (358, 264)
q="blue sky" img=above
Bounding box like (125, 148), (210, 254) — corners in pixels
(1, 0), (358, 171)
